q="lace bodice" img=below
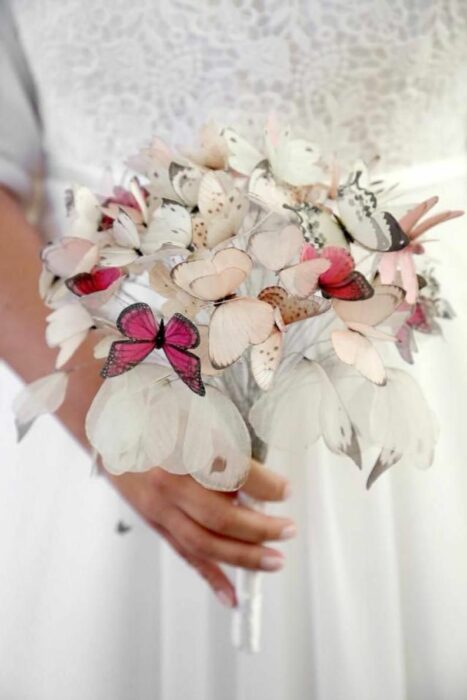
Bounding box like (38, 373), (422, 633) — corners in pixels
(8, 0), (467, 189)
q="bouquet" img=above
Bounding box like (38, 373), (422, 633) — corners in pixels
(13, 117), (463, 651)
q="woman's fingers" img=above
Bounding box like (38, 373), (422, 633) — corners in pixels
(160, 506), (286, 572)
(151, 521), (237, 608)
(172, 477), (296, 543)
(241, 459), (291, 502)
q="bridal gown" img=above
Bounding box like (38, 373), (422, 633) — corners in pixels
(1, 2), (467, 699)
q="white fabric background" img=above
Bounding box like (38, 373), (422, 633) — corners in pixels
(1, 1), (467, 698)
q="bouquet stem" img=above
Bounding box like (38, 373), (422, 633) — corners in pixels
(231, 437), (267, 653)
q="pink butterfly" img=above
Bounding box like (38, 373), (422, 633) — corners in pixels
(300, 244), (373, 300)
(331, 285), (405, 385)
(379, 196), (463, 303)
(172, 248), (275, 368)
(66, 267), (122, 296)
(101, 303), (205, 396)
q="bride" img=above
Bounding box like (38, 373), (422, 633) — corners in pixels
(1, 1), (467, 698)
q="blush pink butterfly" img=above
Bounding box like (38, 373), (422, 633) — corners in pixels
(101, 303), (205, 396)
(331, 285), (405, 385)
(171, 248), (275, 368)
(300, 243), (373, 301)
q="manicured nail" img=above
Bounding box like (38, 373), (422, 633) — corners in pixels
(279, 524), (297, 540)
(260, 555), (284, 572)
(216, 590), (235, 608)
(282, 483), (292, 500)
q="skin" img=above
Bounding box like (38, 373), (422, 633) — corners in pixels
(0, 186), (296, 608)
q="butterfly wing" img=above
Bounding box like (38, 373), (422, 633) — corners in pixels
(251, 327), (284, 390)
(249, 160), (297, 213)
(279, 258), (330, 298)
(222, 127), (264, 175)
(337, 173), (409, 251)
(164, 313), (200, 349)
(209, 297), (275, 368)
(287, 204), (349, 249)
(267, 127), (323, 186)
(101, 339), (156, 378)
(249, 225), (304, 271)
(331, 329), (387, 385)
(143, 200), (192, 254)
(258, 285), (330, 325)
(163, 345), (205, 396)
(117, 303), (158, 340)
(168, 162), (203, 206)
(333, 284), (404, 327)
(66, 267), (122, 296)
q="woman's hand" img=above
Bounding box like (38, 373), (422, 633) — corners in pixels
(107, 459), (296, 609)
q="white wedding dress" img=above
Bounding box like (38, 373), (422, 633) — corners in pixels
(1, 2), (467, 698)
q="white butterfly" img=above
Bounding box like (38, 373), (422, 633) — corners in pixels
(251, 286), (330, 389)
(196, 171), (249, 248)
(66, 185), (102, 240)
(171, 248), (275, 368)
(331, 284), (405, 385)
(222, 127), (264, 175)
(249, 359), (361, 466)
(249, 223), (330, 297)
(264, 119), (324, 187)
(248, 160), (298, 214)
(143, 199), (193, 253)
(337, 164), (409, 251)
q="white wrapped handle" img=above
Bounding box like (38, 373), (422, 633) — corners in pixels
(231, 492), (264, 653)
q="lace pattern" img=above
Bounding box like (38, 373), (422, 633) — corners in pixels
(11, 0), (467, 182)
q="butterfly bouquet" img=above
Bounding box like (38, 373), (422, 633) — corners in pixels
(13, 117), (462, 651)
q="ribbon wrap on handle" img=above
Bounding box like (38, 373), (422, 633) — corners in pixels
(231, 438), (267, 653)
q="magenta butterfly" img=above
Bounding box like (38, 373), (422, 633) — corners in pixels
(66, 266), (122, 296)
(300, 244), (374, 301)
(101, 303), (205, 396)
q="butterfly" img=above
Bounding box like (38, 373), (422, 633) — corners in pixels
(101, 303), (205, 396)
(182, 122), (229, 170)
(263, 116), (324, 187)
(143, 199), (193, 253)
(42, 237), (100, 278)
(300, 244), (374, 301)
(285, 203), (350, 250)
(331, 285), (405, 385)
(221, 127), (264, 175)
(66, 266), (123, 308)
(248, 160), (299, 213)
(249, 223), (331, 298)
(378, 196), (464, 303)
(149, 261), (204, 319)
(171, 248), (275, 368)
(251, 286), (330, 389)
(337, 165), (409, 252)
(195, 171), (249, 249)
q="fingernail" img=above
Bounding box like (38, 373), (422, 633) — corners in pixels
(215, 590), (235, 608)
(279, 524), (297, 540)
(260, 555), (284, 572)
(282, 483), (292, 500)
